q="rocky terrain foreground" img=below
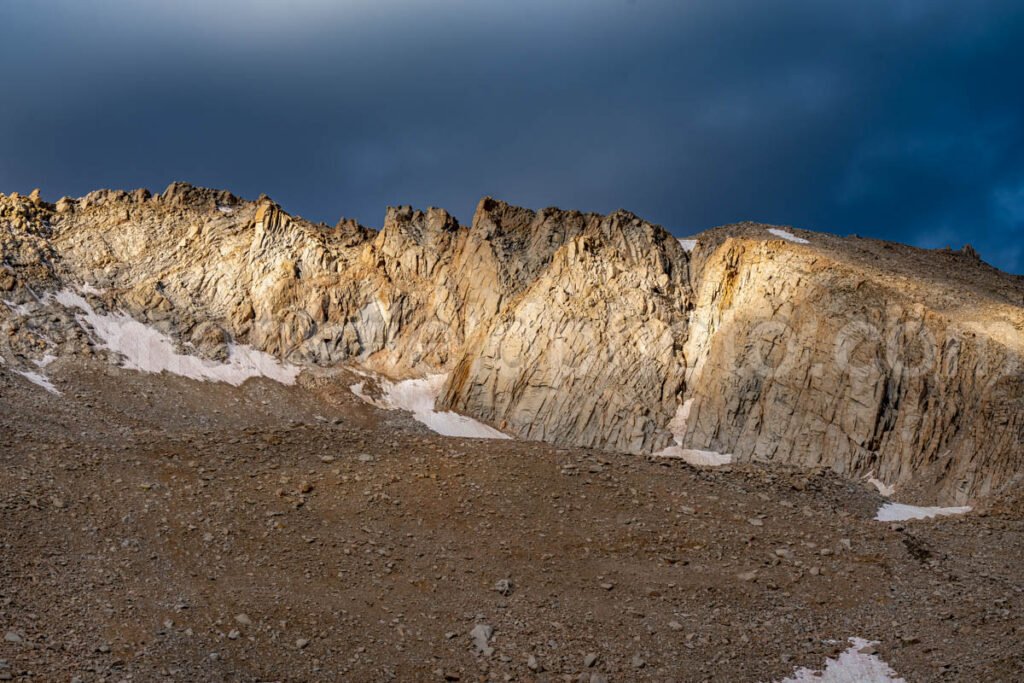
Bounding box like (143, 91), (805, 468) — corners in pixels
(1, 184), (1023, 680)
(1, 361), (1022, 682)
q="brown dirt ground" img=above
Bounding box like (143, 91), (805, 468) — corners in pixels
(1, 360), (1022, 682)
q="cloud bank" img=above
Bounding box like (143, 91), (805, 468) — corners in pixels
(1, 0), (1021, 272)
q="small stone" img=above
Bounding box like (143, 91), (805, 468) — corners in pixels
(3, 633), (21, 644)
(584, 652), (599, 668)
(234, 614), (252, 626)
(527, 654), (540, 671)
(320, 455), (336, 463)
(227, 629), (240, 640)
(737, 570), (758, 582)
(747, 518), (764, 526)
(470, 624), (494, 657)
(668, 620), (683, 631)
(97, 644), (110, 653)
(358, 453), (374, 462)
(632, 654), (646, 668)
(858, 643), (879, 656)
(296, 638), (310, 649)
(599, 582), (614, 591)
(494, 578), (513, 596)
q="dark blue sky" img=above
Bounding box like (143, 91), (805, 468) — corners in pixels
(1, 1), (1022, 272)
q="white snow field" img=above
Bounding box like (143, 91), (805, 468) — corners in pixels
(351, 373), (510, 439)
(768, 228), (810, 244)
(655, 399), (734, 467)
(678, 238), (697, 252)
(875, 502), (971, 522)
(55, 290), (300, 386)
(778, 638), (905, 682)
(14, 369), (60, 394)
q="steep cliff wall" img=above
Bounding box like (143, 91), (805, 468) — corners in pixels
(678, 230), (1024, 504)
(2, 184), (1021, 503)
(439, 211), (691, 455)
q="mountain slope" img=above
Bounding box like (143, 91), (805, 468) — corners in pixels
(1, 184), (1021, 504)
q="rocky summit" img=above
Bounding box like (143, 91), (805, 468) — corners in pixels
(1, 183), (1023, 681)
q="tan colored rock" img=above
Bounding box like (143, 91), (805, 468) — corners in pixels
(0, 186), (1021, 504)
(439, 210), (691, 454)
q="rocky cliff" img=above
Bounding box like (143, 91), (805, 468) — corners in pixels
(2, 183), (1021, 504)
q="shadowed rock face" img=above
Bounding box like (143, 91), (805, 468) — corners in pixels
(1, 183), (1022, 503)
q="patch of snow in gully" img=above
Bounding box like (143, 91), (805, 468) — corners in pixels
(2, 299), (33, 316)
(865, 472), (895, 497)
(55, 290), (299, 386)
(875, 503), (971, 522)
(655, 399), (733, 466)
(767, 228), (810, 244)
(777, 638), (905, 682)
(14, 370), (60, 394)
(351, 374), (509, 439)
(678, 238), (697, 252)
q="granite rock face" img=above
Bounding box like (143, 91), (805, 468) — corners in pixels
(678, 231), (1024, 504)
(1, 184), (1022, 503)
(439, 210), (692, 455)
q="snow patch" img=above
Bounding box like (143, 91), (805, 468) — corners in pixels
(865, 472), (895, 497)
(78, 282), (105, 295)
(3, 299), (32, 316)
(768, 228), (810, 245)
(655, 399), (733, 466)
(658, 447), (733, 466)
(678, 238), (697, 252)
(54, 289), (299, 386)
(778, 638), (905, 682)
(351, 373), (510, 439)
(33, 354), (57, 369)
(14, 370), (60, 395)
(217, 205), (234, 214)
(875, 503), (971, 522)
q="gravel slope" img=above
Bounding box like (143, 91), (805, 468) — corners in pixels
(0, 362), (1022, 682)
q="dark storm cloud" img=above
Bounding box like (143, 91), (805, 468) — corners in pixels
(1, 0), (1022, 272)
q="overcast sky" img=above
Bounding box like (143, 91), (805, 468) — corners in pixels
(1, 0), (1022, 272)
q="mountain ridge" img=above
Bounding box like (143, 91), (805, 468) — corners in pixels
(2, 182), (1022, 504)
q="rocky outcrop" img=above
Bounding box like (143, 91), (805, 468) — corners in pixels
(1, 184), (1021, 504)
(439, 210), (692, 455)
(677, 230), (1024, 504)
